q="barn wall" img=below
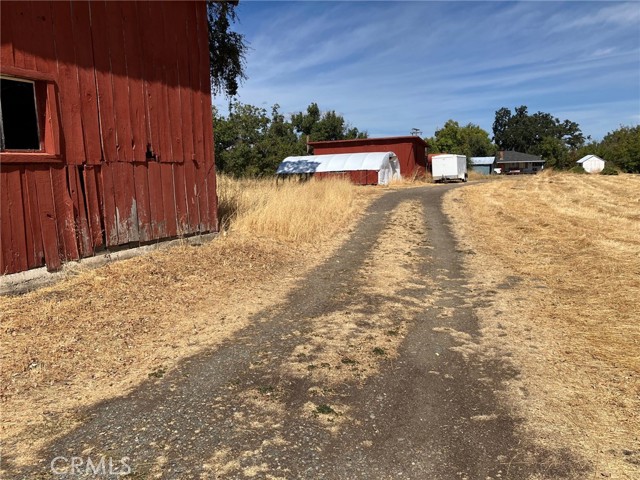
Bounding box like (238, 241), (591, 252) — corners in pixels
(0, 1), (217, 274)
(310, 138), (427, 178)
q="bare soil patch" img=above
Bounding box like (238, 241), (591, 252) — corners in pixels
(443, 173), (640, 479)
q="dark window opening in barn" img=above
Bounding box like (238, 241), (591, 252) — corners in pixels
(0, 77), (41, 151)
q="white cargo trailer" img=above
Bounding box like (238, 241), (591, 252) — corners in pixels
(432, 154), (467, 182)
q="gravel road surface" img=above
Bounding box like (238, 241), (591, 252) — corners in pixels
(11, 185), (582, 479)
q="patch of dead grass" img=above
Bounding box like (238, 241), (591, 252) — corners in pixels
(443, 173), (640, 478)
(217, 175), (360, 242)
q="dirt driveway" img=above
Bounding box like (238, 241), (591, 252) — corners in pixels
(9, 185), (585, 479)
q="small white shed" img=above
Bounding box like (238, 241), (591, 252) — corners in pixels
(276, 152), (401, 185)
(577, 155), (605, 174)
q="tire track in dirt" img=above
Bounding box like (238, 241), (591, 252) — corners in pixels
(8, 185), (587, 479)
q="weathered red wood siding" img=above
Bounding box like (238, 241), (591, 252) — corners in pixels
(313, 171), (379, 185)
(308, 136), (429, 183)
(0, 1), (218, 274)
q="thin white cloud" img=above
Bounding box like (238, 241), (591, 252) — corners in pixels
(592, 47), (615, 57)
(222, 1), (640, 140)
(554, 2), (640, 31)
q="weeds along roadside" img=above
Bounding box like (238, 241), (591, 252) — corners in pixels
(216, 174), (358, 242)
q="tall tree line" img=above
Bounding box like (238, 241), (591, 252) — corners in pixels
(213, 102), (367, 177)
(426, 107), (638, 173)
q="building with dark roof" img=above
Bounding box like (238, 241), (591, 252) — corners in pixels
(496, 151), (545, 174)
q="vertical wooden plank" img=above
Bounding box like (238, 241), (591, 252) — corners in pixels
(188, 3), (206, 166)
(67, 166), (93, 257)
(19, 168), (35, 269)
(31, 2), (56, 74)
(7, 3), (26, 69)
(0, 0), (14, 68)
(103, 1), (133, 162)
(206, 162), (218, 231)
(0, 179), (7, 273)
(111, 162), (139, 244)
(19, 1), (37, 70)
(26, 1), (40, 70)
(1, 171), (16, 273)
(159, 163), (177, 237)
(0, 1), (16, 68)
(138, 2), (157, 159)
(5, 167), (29, 273)
(44, 83), (61, 156)
(182, 159), (200, 232)
(132, 2), (153, 157)
(158, 2), (184, 162)
(120, 2), (147, 163)
(50, 2), (86, 165)
(88, 0), (118, 162)
(24, 170), (45, 268)
(100, 163), (119, 247)
(32, 168), (62, 271)
(177, 3), (195, 164)
(70, 1), (102, 165)
(139, 2), (172, 162)
(172, 162), (190, 235)
(132, 163), (152, 242)
(194, 160), (210, 232)
(146, 161), (166, 239)
(50, 166), (79, 261)
(83, 166), (104, 250)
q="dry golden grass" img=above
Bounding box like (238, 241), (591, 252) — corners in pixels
(443, 172), (640, 478)
(0, 175), (376, 469)
(467, 169), (502, 181)
(217, 175), (358, 242)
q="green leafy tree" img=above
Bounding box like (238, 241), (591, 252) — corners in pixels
(538, 136), (568, 169)
(260, 104), (306, 173)
(492, 106), (586, 168)
(597, 125), (640, 173)
(292, 103), (367, 141)
(427, 120), (496, 158)
(215, 102), (368, 176)
(574, 125), (640, 173)
(207, 1), (248, 97)
(213, 102), (270, 176)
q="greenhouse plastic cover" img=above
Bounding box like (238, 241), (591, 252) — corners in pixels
(277, 152), (399, 174)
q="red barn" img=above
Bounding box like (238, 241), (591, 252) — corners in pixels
(308, 136), (429, 179)
(0, 1), (217, 275)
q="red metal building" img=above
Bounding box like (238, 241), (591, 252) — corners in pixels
(0, 1), (217, 275)
(308, 136), (429, 180)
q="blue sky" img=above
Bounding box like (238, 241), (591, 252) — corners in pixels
(213, 1), (640, 141)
